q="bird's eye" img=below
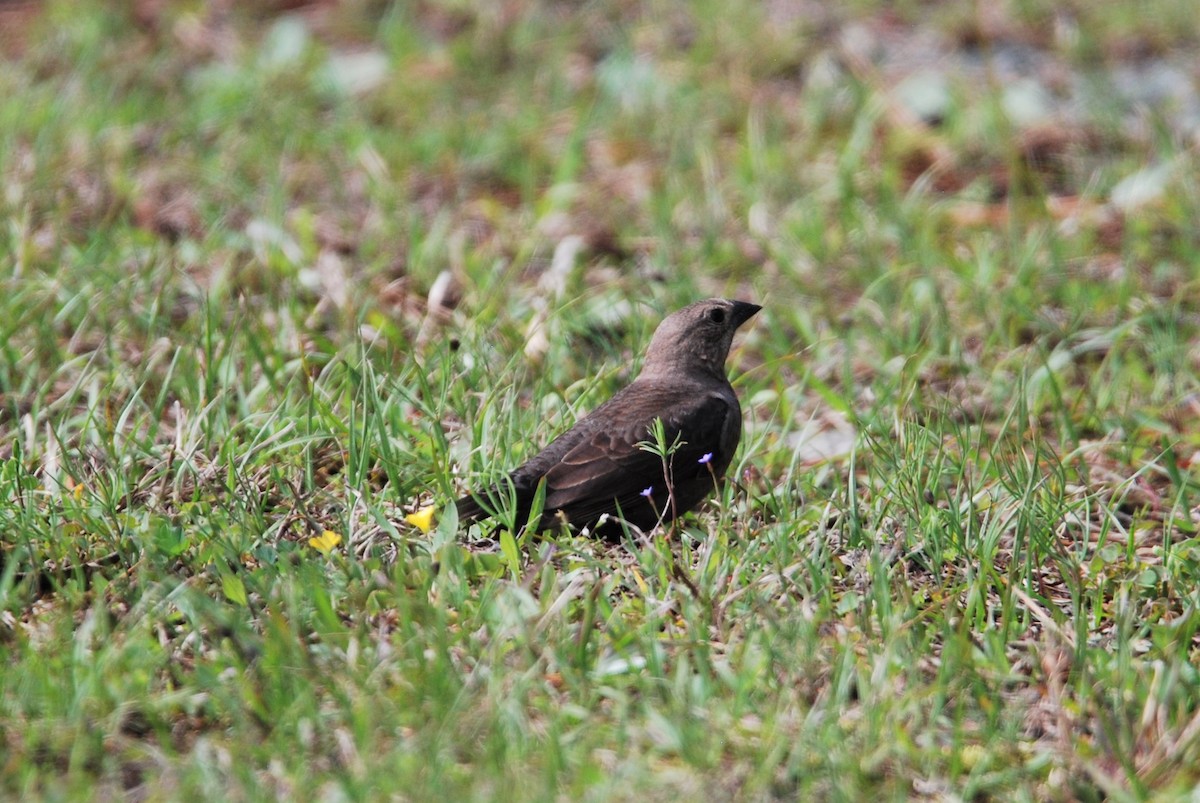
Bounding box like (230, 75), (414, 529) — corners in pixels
(707, 307), (726, 324)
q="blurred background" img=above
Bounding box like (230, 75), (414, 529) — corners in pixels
(2, 0), (1196, 363)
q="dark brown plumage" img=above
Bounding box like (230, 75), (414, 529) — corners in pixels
(455, 298), (760, 536)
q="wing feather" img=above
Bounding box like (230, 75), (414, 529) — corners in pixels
(542, 388), (736, 518)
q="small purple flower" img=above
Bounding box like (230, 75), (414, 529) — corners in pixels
(698, 452), (713, 465)
(640, 486), (654, 498)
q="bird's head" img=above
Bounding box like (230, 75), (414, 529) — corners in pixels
(640, 298), (761, 381)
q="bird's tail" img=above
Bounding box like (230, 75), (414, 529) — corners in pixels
(454, 479), (535, 528)
(454, 494), (486, 523)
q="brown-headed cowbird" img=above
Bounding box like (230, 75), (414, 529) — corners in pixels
(455, 298), (761, 536)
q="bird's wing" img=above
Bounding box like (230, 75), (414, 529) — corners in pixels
(539, 389), (738, 521)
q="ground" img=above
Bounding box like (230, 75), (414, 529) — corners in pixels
(1, 0), (1199, 799)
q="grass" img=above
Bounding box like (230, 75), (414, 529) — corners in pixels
(2, 0), (1200, 799)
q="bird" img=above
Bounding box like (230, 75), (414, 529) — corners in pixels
(454, 298), (761, 537)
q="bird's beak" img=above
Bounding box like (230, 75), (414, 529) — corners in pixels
(729, 301), (762, 328)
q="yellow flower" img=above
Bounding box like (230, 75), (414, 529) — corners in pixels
(404, 505), (437, 534)
(960, 743), (985, 770)
(309, 530), (342, 554)
(631, 567), (648, 595)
